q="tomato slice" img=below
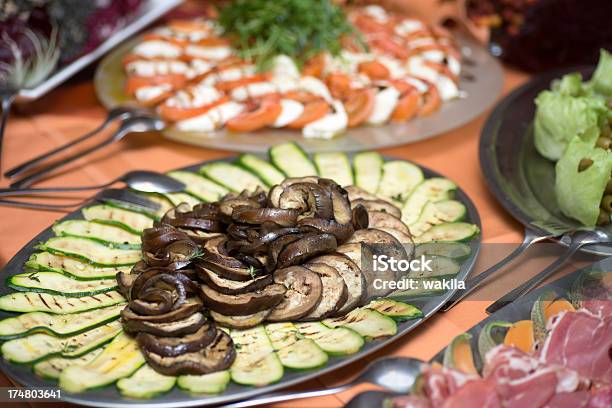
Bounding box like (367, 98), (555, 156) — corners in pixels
(392, 89), (420, 122)
(302, 54), (326, 78)
(215, 74), (269, 92)
(344, 88), (375, 127)
(369, 35), (409, 60)
(418, 83), (441, 117)
(287, 99), (330, 129)
(158, 96), (229, 122)
(226, 96), (281, 132)
(284, 91), (321, 104)
(326, 73), (353, 100)
(358, 61), (391, 80)
(124, 74), (186, 95)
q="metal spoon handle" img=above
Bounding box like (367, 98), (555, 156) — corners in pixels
(0, 197), (75, 211)
(0, 182), (113, 196)
(442, 228), (552, 312)
(5, 110), (126, 178)
(223, 384), (351, 408)
(10, 125), (132, 188)
(0, 93), (16, 171)
(486, 235), (581, 314)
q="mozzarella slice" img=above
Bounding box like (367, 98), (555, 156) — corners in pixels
(185, 45), (232, 60)
(395, 19), (426, 37)
(408, 59), (458, 100)
(272, 55), (300, 79)
(231, 82), (278, 101)
(176, 102), (244, 132)
(126, 60), (190, 77)
(367, 86), (400, 125)
(447, 56), (461, 77)
(303, 100), (347, 139)
(202, 66), (256, 86)
(132, 40), (182, 59)
(298, 76), (333, 102)
(273, 99), (304, 128)
(166, 85), (222, 109)
(364, 5), (388, 22)
(134, 84), (172, 102)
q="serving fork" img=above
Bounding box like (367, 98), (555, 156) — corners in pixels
(6, 113), (164, 188)
(0, 188), (160, 212)
(223, 357), (423, 408)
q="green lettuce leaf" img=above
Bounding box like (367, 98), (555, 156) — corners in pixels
(555, 136), (612, 226)
(591, 49), (612, 97)
(552, 72), (583, 97)
(534, 91), (606, 161)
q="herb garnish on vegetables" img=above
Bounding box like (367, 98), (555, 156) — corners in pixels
(217, 0), (364, 70)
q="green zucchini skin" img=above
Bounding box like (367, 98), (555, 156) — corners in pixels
(268, 142), (318, 178)
(237, 154), (285, 187)
(7, 271), (118, 297)
(0, 304), (124, 340)
(1, 321), (122, 364)
(0, 291), (126, 314)
(35, 236), (141, 267)
(52, 220), (141, 250)
(25, 252), (129, 280)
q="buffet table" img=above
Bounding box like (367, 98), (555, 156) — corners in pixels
(0, 61), (596, 408)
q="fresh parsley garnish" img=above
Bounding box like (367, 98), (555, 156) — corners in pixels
(217, 0), (365, 71)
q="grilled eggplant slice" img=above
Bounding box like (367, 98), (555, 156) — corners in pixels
(137, 321), (217, 357)
(122, 311), (207, 337)
(308, 253), (365, 315)
(276, 233), (337, 269)
(268, 266), (323, 322)
(196, 265), (273, 295)
(210, 310), (271, 329)
(367, 211), (411, 236)
(143, 330), (236, 376)
(377, 227), (414, 245)
(199, 284), (286, 316)
(121, 297), (203, 323)
(302, 263), (348, 320)
(351, 198), (401, 218)
(198, 236), (259, 281)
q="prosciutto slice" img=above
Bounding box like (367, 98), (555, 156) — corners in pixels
(539, 310), (612, 385)
(419, 364), (479, 407)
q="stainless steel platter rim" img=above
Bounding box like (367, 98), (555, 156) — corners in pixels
(0, 155), (481, 408)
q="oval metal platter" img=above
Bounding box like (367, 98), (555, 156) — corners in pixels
(94, 35), (503, 153)
(479, 66), (612, 255)
(345, 259), (609, 408)
(0, 156), (481, 408)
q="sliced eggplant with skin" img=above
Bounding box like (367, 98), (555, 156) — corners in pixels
(199, 284), (286, 316)
(298, 218), (354, 243)
(232, 207), (299, 227)
(367, 211), (412, 237)
(302, 263), (348, 320)
(210, 309), (271, 329)
(347, 228), (407, 297)
(196, 265), (273, 295)
(268, 177), (320, 208)
(308, 253), (365, 315)
(350, 199), (401, 218)
(198, 236), (259, 281)
(351, 204), (369, 231)
(143, 330), (236, 376)
(276, 233), (337, 269)
(122, 297), (203, 323)
(137, 320), (217, 356)
(268, 266), (323, 322)
(122, 311), (207, 337)
(116, 272), (137, 298)
(278, 183), (333, 220)
(345, 186), (393, 204)
(335, 242), (390, 299)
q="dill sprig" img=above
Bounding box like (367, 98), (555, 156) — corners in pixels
(217, 0), (365, 71)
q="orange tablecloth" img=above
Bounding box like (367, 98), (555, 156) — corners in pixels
(0, 7), (598, 408)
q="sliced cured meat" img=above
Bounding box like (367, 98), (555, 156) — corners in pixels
(540, 310), (612, 385)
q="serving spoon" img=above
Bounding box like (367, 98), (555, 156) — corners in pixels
(9, 115), (165, 188)
(224, 357), (423, 408)
(0, 170), (185, 197)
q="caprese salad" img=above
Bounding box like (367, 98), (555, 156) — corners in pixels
(122, 2), (462, 139)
